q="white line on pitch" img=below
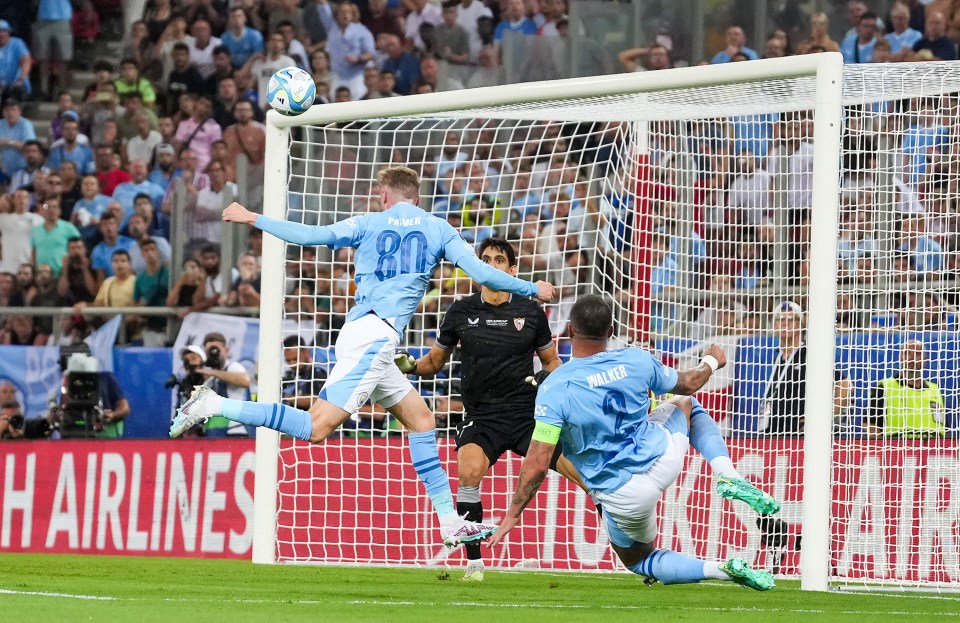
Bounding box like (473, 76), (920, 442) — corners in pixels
(0, 588), (117, 601)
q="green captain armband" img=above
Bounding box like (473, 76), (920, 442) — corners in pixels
(531, 421), (561, 445)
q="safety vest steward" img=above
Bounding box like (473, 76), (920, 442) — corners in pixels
(877, 377), (946, 437)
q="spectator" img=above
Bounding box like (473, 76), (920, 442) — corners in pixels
(16, 264), (34, 302)
(173, 95), (222, 172)
(111, 160), (165, 227)
(648, 233), (677, 335)
(31, 198), (80, 276)
(899, 216), (943, 277)
(406, 0), (444, 53)
(81, 87), (122, 147)
(72, 174), (111, 235)
(48, 92), (79, 142)
(132, 238), (169, 346)
(34, 0), (73, 100)
(166, 42), (206, 114)
(79, 249), (136, 313)
(120, 20), (162, 84)
(0, 20), (32, 101)
(844, 1), (885, 39)
(167, 257), (203, 312)
(726, 149), (773, 236)
(416, 56), (465, 92)
(457, 0), (493, 63)
(379, 33), (420, 95)
(124, 112), (163, 166)
(226, 252), (261, 307)
(841, 11), (879, 63)
(197, 331), (251, 437)
(302, 0), (330, 54)
(309, 49), (336, 91)
(758, 301), (852, 435)
(82, 60), (114, 102)
(158, 116), (178, 145)
(912, 10), (958, 60)
(0, 271), (24, 307)
(240, 32), (296, 109)
(359, 65), (383, 99)
(494, 0), (537, 51)
(91, 212), (134, 280)
(57, 236), (97, 304)
(47, 116), (96, 175)
(866, 340), (945, 437)
(763, 34), (787, 58)
(538, 0), (566, 36)
(837, 209), (877, 281)
(278, 20), (310, 71)
(0, 99), (36, 184)
(318, 1), (376, 100)
(192, 245), (226, 312)
(376, 70), (400, 97)
(131, 193), (165, 239)
(30, 263), (68, 334)
(190, 161), (236, 244)
(223, 100), (266, 166)
(208, 140), (236, 182)
(363, 0), (402, 40)
(212, 77), (242, 129)
(0, 188), (42, 273)
(222, 7), (265, 69)
(58, 162), (82, 217)
(187, 19), (222, 80)
(161, 148), (208, 231)
(126, 211), (172, 273)
(901, 98), (948, 188)
(202, 46), (235, 98)
(433, 1), (470, 66)
(798, 12), (840, 54)
(117, 93), (160, 141)
(1, 314), (47, 345)
(268, 0), (306, 35)
(281, 335), (327, 410)
(9, 140), (48, 193)
(115, 58), (158, 109)
(886, 2), (923, 59)
(711, 25), (758, 63)
(142, 0), (174, 42)
(149, 143), (178, 190)
(618, 43), (672, 72)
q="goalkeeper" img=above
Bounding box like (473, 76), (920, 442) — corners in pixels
(395, 238), (590, 582)
(170, 166), (556, 548)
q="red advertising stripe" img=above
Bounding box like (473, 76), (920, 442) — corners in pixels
(0, 439), (255, 558)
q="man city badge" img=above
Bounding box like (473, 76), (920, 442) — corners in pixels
(514, 318), (525, 331)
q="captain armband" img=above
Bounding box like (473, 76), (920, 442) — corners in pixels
(531, 420), (562, 445)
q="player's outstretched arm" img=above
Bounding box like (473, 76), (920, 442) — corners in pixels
(487, 426), (557, 547)
(442, 232), (555, 302)
(223, 201), (351, 247)
(672, 343), (727, 395)
(394, 344), (451, 376)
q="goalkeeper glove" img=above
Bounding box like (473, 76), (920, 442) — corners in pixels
(394, 351), (417, 374)
(524, 370), (551, 387)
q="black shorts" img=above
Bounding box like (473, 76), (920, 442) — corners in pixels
(455, 408), (563, 469)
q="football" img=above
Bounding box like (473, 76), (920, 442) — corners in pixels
(266, 66), (316, 116)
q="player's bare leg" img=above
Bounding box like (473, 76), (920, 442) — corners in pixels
(661, 396), (780, 515)
(387, 390), (498, 547)
(456, 443), (492, 581)
(610, 538), (774, 591)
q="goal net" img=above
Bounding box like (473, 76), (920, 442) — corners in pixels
(255, 55), (960, 591)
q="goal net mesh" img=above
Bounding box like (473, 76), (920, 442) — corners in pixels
(273, 62), (960, 588)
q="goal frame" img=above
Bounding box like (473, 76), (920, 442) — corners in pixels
(251, 53), (845, 593)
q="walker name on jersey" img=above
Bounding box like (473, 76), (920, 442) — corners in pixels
(586, 365), (628, 388)
(387, 217), (421, 227)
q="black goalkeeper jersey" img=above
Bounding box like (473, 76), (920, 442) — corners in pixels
(436, 292), (553, 416)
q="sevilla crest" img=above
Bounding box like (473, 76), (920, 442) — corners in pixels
(514, 318), (525, 331)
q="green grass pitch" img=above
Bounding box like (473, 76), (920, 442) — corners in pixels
(1, 553), (957, 623)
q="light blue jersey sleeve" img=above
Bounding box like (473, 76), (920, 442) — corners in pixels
(440, 221), (538, 298)
(255, 214), (365, 248)
(533, 379), (566, 428)
(644, 350), (679, 395)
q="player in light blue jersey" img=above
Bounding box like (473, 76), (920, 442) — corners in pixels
(489, 295), (778, 590)
(170, 166), (556, 547)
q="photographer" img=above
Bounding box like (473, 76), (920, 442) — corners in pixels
(0, 400), (25, 440)
(282, 335), (326, 411)
(96, 371), (130, 438)
(198, 332), (251, 437)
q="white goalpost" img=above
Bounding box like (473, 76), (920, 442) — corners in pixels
(252, 53), (960, 593)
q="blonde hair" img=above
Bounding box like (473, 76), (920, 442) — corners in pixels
(378, 166), (420, 200)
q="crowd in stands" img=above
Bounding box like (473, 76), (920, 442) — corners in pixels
(0, 0), (959, 438)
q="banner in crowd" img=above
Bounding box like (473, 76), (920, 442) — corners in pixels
(0, 346), (61, 420)
(277, 438), (960, 582)
(172, 313), (261, 375)
(0, 440), (255, 558)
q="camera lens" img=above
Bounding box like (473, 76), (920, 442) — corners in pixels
(8, 414), (24, 429)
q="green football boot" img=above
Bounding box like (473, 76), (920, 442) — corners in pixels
(720, 558), (776, 591)
(716, 476), (781, 515)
